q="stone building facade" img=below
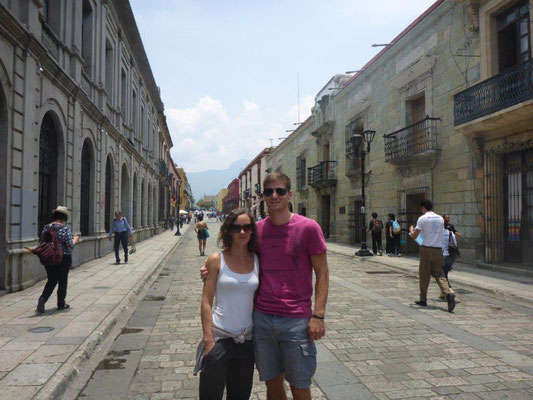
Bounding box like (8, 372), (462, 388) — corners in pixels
(238, 148), (271, 219)
(266, 0), (533, 271)
(223, 179), (239, 214)
(0, 0), (177, 292)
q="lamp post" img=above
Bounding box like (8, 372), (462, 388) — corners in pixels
(350, 129), (376, 257)
(175, 179), (182, 236)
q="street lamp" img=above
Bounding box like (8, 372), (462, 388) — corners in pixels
(175, 179), (182, 236)
(350, 129), (376, 257)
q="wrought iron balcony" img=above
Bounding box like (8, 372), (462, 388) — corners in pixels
(255, 183), (261, 194)
(243, 189), (251, 199)
(454, 59), (533, 126)
(308, 161), (337, 189)
(384, 117), (440, 163)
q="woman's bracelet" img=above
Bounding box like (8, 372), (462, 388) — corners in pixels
(312, 314), (325, 320)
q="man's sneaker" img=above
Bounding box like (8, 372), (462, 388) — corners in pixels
(378, 251), (383, 256)
(37, 296), (45, 314)
(115, 261), (121, 265)
(447, 293), (456, 312)
(57, 304), (70, 311)
(415, 300), (427, 307)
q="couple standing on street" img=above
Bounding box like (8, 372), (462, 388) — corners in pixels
(197, 172), (329, 400)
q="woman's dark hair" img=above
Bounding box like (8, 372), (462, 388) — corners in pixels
(372, 212), (378, 218)
(51, 211), (68, 222)
(388, 213), (395, 220)
(218, 208), (257, 253)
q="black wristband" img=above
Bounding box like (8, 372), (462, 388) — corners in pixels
(312, 314), (325, 320)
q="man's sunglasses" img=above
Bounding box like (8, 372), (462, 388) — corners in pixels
(230, 224), (253, 233)
(263, 188), (288, 197)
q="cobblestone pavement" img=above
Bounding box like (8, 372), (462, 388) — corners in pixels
(79, 221), (533, 400)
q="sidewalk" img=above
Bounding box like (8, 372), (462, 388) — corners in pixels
(0, 226), (189, 400)
(327, 241), (533, 306)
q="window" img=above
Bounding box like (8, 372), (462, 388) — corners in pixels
(81, 0), (93, 77)
(140, 105), (145, 143)
(120, 69), (127, 112)
(105, 40), (114, 99)
(345, 118), (364, 174)
(38, 113), (58, 234)
(121, 163), (130, 222)
(296, 156), (306, 189)
(497, 0), (530, 72)
(80, 139), (93, 236)
(406, 94), (426, 152)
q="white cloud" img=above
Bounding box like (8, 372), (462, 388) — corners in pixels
(168, 95), (307, 173)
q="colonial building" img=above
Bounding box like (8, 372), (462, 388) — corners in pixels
(0, 0), (177, 292)
(238, 148), (271, 219)
(223, 179), (239, 213)
(266, 0), (532, 272)
(176, 167), (193, 211)
(216, 188), (228, 212)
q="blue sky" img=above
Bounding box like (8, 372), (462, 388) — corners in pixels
(130, 0), (437, 172)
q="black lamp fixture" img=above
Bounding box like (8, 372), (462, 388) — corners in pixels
(350, 129), (376, 257)
(175, 178), (182, 236)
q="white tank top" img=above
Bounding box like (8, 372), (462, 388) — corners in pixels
(212, 252), (259, 335)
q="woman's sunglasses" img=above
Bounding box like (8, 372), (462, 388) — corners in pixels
(230, 224), (253, 233)
(263, 188), (288, 197)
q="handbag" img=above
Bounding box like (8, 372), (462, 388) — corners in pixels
(448, 231), (460, 258)
(205, 229), (210, 238)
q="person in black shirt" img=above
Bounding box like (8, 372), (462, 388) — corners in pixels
(444, 215), (462, 238)
(367, 212), (383, 256)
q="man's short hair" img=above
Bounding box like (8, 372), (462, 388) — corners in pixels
(420, 199), (433, 210)
(372, 212), (378, 218)
(263, 172), (291, 191)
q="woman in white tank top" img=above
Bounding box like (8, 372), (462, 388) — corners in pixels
(197, 209), (259, 400)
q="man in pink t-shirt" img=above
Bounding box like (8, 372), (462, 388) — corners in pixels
(253, 172), (329, 400)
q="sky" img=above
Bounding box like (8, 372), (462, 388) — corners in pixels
(130, 0), (437, 173)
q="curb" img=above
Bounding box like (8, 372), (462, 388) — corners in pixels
(35, 228), (189, 400)
(328, 248), (533, 308)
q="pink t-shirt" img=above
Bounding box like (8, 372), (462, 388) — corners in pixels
(254, 214), (327, 318)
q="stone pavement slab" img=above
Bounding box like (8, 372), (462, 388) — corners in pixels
(0, 226), (188, 400)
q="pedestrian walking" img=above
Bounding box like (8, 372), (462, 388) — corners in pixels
(180, 213), (186, 228)
(409, 199), (456, 312)
(109, 211), (133, 264)
(169, 216), (175, 231)
(195, 220), (209, 256)
(386, 213), (402, 256)
(35, 206), (80, 313)
(439, 228), (458, 300)
(202, 172), (329, 399)
(367, 212), (383, 256)
(194, 209), (259, 400)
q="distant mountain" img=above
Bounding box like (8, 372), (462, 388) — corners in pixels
(187, 159), (248, 202)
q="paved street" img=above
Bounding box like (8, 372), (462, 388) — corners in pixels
(77, 221), (533, 400)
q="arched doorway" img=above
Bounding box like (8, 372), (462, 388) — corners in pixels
(121, 163), (130, 222)
(132, 173), (138, 228)
(80, 138), (94, 236)
(38, 113), (59, 234)
(141, 179), (145, 227)
(104, 155), (114, 233)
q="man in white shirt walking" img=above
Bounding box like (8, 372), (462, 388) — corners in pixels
(409, 199), (456, 312)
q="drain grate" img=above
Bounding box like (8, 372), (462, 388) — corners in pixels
(28, 326), (54, 333)
(143, 295), (166, 301)
(365, 271), (399, 275)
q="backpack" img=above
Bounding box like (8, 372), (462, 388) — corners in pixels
(31, 225), (64, 266)
(372, 219), (382, 233)
(392, 220), (401, 235)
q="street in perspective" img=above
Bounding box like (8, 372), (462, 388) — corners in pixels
(1, 0), (533, 399)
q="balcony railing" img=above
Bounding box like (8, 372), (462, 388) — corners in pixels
(255, 183), (261, 194)
(384, 116), (440, 163)
(454, 59), (533, 126)
(308, 161), (337, 188)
